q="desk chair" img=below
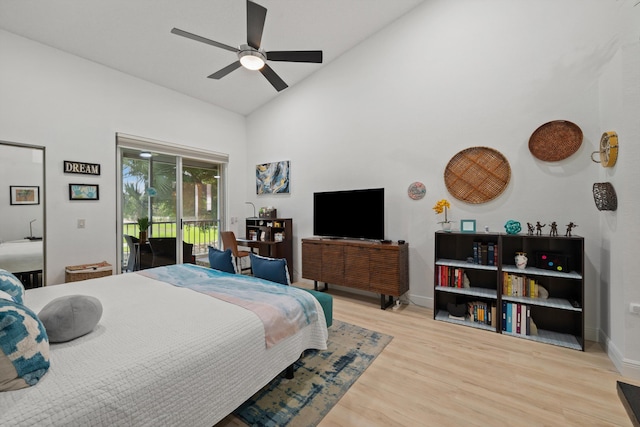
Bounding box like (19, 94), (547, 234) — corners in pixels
(221, 231), (252, 274)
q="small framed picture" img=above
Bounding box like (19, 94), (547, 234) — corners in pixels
(460, 219), (476, 233)
(10, 186), (40, 205)
(69, 184), (99, 201)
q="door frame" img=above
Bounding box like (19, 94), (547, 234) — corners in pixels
(115, 133), (228, 273)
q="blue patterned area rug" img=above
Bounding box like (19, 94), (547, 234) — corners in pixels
(230, 319), (393, 427)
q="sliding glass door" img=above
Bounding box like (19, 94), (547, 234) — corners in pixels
(117, 134), (226, 273)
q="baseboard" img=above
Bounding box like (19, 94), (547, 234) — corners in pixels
(401, 293), (432, 308)
(600, 330), (640, 380)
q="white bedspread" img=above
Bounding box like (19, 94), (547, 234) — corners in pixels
(0, 239), (43, 273)
(0, 270), (328, 426)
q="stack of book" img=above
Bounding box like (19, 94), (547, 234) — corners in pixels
(503, 272), (539, 297)
(472, 241), (498, 266)
(468, 301), (496, 326)
(502, 302), (531, 335)
(436, 265), (465, 287)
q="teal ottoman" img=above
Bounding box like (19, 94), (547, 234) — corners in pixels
(297, 288), (333, 328)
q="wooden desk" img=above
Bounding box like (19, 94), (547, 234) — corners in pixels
(236, 238), (292, 278)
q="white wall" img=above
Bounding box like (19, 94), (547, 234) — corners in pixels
(598, 39), (640, 378)
(0, 29), (247, 284)
(246, 0), (631, 345)
(2, 0), (639, 379)
(0, 145), (43, 241)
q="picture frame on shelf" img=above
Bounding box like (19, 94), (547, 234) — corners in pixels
(460, 219), (476, 233)
(69, 184), (99, 201)
(9, 185), (40, 205)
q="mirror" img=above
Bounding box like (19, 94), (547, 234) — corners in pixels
(0, 141), (45, 288)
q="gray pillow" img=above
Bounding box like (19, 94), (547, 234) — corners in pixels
(38, 295), (103, 343)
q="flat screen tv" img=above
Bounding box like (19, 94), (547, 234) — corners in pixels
(313, 188), (384, 240)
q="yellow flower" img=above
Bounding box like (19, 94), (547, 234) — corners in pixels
(432, 199), (450, 214)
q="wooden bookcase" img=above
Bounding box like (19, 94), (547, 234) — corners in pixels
(302, 237), (409, 309)
(433, 231), (584, 351)
(244, 218), (293, 277)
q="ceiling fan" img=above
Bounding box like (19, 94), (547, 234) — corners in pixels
(171, 0), (323, 92)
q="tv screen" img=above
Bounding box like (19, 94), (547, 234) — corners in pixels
(313, 188), (384, 240)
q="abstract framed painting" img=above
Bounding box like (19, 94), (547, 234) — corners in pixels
(256, 160), (290, 194)
(69, 184), (99, 201)
(9, 186), (40, 205)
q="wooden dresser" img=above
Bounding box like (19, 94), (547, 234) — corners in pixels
(301, 237), (409, 309)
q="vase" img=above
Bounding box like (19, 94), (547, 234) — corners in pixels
(441, 222), (452, 232)
(515, 252), (528, 269)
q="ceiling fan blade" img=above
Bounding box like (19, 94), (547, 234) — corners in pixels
(171, 28), (238, 53)
(246, 0), (267, 50)
(266, 50), (323, 63)
(260, 64), (288, 92)
(208, 61), (242, 79)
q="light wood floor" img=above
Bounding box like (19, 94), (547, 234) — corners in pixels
(223, 285), (639, 426)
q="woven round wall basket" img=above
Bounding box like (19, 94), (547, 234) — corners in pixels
(592, 182), (617, 211)
(444, 146), (511, 204)
(529, 120), (583, 162)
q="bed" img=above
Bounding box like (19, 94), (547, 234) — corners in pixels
(0, 239), (43, 274)
(0, 264), (328, 426)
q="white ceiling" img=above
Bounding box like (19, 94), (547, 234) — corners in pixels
(0, 0), (426, 115)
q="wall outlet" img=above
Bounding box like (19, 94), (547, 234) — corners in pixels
(630, 303), (640, 315)
(77, 219), (85, 229)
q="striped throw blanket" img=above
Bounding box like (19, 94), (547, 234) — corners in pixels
(137, 264), (318, 348)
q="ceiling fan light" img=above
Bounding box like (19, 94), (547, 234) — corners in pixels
(239, 54), (265, 70)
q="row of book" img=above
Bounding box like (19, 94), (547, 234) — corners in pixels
(448, 301), (497, 326)
(502, 272), (539, 298)
(436, 265), (467, 288)
(502, 302), (532, 335)
(472, 241), (498, 266)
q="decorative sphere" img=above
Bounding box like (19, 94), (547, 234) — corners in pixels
(504, 220), (522, 235)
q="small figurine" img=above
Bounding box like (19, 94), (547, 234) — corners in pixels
(549, 221), (558, 237)
(527, 222), (535, 236)
(566, 222), (577, 237)
(535, 221), (546, 236)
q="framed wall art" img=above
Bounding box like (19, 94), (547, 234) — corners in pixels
(10, 186), (40, 205)
(69, 184), (99, 201)
(256, 160), (290, 194)
(460, 219), (476, 233)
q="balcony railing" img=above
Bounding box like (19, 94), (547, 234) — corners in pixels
(122, 219), (221, 262)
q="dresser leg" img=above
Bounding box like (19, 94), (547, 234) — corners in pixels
(380, 295), (394, 310)
(314, 281), (328, 292)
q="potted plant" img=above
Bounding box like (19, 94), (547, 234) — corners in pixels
(137, 217), (149, 242)
(432, 199), (452, 231)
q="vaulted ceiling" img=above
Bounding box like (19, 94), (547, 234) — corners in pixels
(0, 0), (426, 115)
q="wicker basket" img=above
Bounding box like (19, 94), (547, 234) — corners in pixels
(592, 182), (617, 211)
(65, 261), (112, 283)
(444, 146), (511, 204)
(529, 120), (583, 162)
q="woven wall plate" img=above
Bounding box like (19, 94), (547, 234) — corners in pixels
(528, 120), (583, 162)
(444, 146), (511, 204)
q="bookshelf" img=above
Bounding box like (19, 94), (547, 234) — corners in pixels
(245, 218), (293, 277)
(434, 231), (585, 351)
(434, 232), (501, 332)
